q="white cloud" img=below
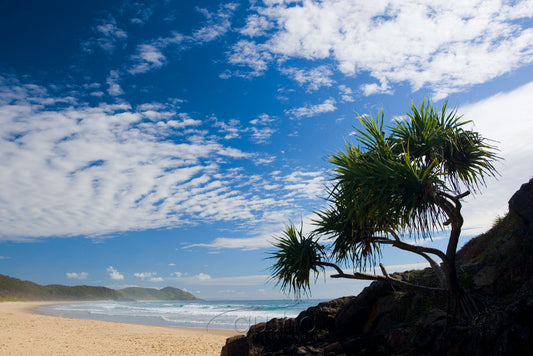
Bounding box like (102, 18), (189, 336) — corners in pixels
(186, 235), (274, 250)
(214, 118), (243, 140)
(249, 114), (277, 143)
(149, 277), (164, 282)
(277, 170), (326, 200)
(227, 40), (272, 76)
(249, 113), (275, 126)
(107, 266), (124, 281)
(193, 3), (238, 43)
(250, 126), (277, 143)
(234, 0), (533, 98)
(187, 211), (320, 251)
(128, 4), (154, 25)
(170, 273), (269, 286)
(0, 78), (323, 241)
(286, 98), (337, 119)
(106, 70), (123, 96)
(458, 80), (533, 234)
(134, 272), (156, 280)
(83, 16), (127, 54)
(360, 80), (392, 96)
(195, 272), (212, 281)
(239, 14), (274, 37)
(124, 3), (237, 76)
(129, 44), (167, 74)
(282, 65), (334, 92)
(0, 256), (10, 260)
(66, 272), (88, 280)
(95, 23), (127, 52)
(338, 85), (355, 102)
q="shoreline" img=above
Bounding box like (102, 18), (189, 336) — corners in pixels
(32, 301), (240, 334)
(0, 301), (240, 355)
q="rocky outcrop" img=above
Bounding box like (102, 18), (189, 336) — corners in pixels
(509, 177), (533, 230)
(221, 179), (533, 355)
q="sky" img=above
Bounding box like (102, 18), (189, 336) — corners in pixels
(1, 0), (533, 300)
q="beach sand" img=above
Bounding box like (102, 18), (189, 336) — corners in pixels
(0, 301), (240, 355)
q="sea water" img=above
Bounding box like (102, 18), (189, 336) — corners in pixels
(35, 299), (324, 332)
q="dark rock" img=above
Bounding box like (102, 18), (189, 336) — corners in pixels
(387, 328), (410, 351)
(415, 309), (447, 330)
(509, 177), (533, 228)
(340, 334), (388, 355)
(220, 335), (247, 356)
(472, 265), (501, 288)
(334, 282), (393, 334)
(246, 317), (299, 356)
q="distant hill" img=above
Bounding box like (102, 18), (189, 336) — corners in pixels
(119, 286), (199, 301)
(0, 274), (200, 301)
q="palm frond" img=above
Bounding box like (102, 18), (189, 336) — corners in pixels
(269, 223), (326, 298)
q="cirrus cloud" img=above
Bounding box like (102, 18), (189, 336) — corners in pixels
(0, 77), (323, 241)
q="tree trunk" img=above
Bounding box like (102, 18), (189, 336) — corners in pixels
(443, 215), (464, 298)
(436, 191), (468, 299)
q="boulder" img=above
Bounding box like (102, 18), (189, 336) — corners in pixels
(334, 281), (393, 334)
(509, 177), (533, 228)
(220, 335), (247, 356)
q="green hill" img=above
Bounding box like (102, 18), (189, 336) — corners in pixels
(119, 286), (199, 301)
(0, 274), (199, 301)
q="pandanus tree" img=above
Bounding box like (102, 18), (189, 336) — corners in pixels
(271, 100), (498, 300)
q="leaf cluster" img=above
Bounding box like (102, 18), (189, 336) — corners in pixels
(314, 101), (498, 270)
(270, 223), (326, 297)
(270, 100), (499, 296)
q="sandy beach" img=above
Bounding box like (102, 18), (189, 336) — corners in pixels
(0, 301), (240, 355)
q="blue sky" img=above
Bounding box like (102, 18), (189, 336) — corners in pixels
(1, 0), (533, 300)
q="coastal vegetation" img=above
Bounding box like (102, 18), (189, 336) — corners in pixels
(223, 178), (533, 355)
(271, 100), (498, 303)
(0, 274), (199, 301)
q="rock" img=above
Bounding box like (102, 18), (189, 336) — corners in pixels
(509, 177), (533, 228)
(472, 265), (501, 288)
(220, 335), (247, 356)
(387, 328), (410, 351)
(334, 281), (393, 334)
(297, 296), (354, 336)
(246, 317), (299, 356)
(295, 345), (321, 355)
(416, 309), (447, 329)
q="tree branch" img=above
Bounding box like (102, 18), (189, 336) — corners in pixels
(316, 261), (344, 275)
(438, 190), (470, 205)
(372, 237), (447, 287)
(373, 237), (447, 261)
(315, 260), (445, 295)
(379, 263), (389, 278)
(330, 271), (445, 295)
(386, 229), (401, 242)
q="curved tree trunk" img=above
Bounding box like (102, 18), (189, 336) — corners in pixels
(443, 222), (464, 298)
(437, 191), (469, 299)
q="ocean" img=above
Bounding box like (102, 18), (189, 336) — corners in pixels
(35, 299), (324, 332)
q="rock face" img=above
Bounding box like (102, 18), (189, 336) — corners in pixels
(509, 177), (533, 230)
(221, 180), (533, 356)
